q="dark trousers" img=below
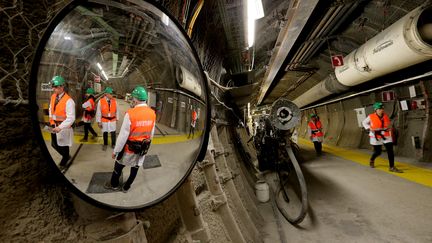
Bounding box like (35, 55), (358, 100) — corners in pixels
(51, 133), (70, 166)
(110, 161), (139, 190)
(370, 142), (394, 168)
(188, 126), (195, 138)
(83, 123), (97, 139)
(103, 132), (116, 146)
(313, 141), (322, 155)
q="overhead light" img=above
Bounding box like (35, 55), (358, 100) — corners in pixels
(102, 70), (108, 81)
(247, 0), (264, 48)
(64, 36), (71, 40)
(97, 63), (103, 70)
(162, 13), (169, 26)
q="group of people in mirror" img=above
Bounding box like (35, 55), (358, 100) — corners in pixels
(307, 101), (402, 173)
(48, 75), (157, 192)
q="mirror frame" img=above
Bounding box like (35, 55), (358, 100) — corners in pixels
(29, 0), (210, 211)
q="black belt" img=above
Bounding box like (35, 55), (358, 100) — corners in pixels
(102, 116), (116, 120)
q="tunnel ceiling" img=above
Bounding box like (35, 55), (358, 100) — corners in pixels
(213, 0), (430, 109)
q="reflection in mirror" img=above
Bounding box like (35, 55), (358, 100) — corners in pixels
(34, 0), (207, 208)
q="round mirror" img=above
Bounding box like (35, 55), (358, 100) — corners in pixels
(30, 0), (209, 210)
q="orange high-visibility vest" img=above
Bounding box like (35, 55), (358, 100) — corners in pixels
(369, 113), (391, 139)
(84, 97), (95, 120)
(308, 120), (324, 138)
(50, 93), (71, 126)
(100, 97), (117, 122)
(125, 106), (156, 154)
(192, 110), (197, 121)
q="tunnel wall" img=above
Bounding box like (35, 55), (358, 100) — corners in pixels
(299, 80), (432, 162)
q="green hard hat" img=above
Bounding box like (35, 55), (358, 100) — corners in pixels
(104, 87), (113, 94)
(51, 76), (65, 87)
(373, 102), (384, 110)
(86, 88), (95, 94)
(131, 86), (148, 101)
(310, 113), (317, 118)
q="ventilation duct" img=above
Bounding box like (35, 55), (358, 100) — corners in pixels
(293, 5), (432, 108)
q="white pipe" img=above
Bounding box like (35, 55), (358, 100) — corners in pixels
(293, 5), (432, 108)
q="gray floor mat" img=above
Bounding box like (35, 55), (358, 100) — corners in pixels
(86, 172), (123, 193)
(143, 155), (161, 169)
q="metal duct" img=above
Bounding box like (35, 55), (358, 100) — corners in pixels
(293, 5), (432, 108)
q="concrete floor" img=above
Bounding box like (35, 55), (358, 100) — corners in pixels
(259, 145), (432, 243)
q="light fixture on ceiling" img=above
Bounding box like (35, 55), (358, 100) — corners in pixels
(247, 0), (264, 48)
(101, 70), (109, 81)
(96, 62), (103, 70)
(64, 36), (71, 40)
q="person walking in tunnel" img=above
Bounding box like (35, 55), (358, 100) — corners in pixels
(362, 102), (402, 173)
(105, 86), (156, 192)
(187, 107), (197, 139)
(48, 76), (75, 168)
(80, 87), (98, 142)
(308, 114), (324, 156)
(96, 87), (119, 151)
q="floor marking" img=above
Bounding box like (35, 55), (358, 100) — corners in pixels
(298, 138), (432, 188)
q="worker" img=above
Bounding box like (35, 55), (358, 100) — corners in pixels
(105, 86), (156, 192)
(362, 102), (402, 173)
(80, 87), (98, 142)
(48, 76), (75, 168)
(187, 107), (197, 139)
(96, 87), (119, 151)
(308, 113), (324, 156)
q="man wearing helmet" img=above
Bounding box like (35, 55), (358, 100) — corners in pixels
(80, 87), (98, 142)
(96, 87), (119, 151)
(308, 113), (324, 156)
(362, 102), (402, 173)
(48, 76), (76, 168)
(105, 86), (156, 192)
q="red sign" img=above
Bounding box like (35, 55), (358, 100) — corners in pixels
(331, 55), (344, 68)
(382, 91), (395, 102)
(94, 75), (101, 83)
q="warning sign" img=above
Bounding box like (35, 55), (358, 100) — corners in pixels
(94, 75), (101, 83)
(381, 91), (395, 102)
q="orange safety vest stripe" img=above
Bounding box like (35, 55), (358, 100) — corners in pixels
(100, 97), (117, 122)
(308, 120), (324, 137)
(125, 106), (156, 154)
(369, 113), (391, 138)
(49, 93), (71, 125)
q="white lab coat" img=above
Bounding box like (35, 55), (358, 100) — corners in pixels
(96, 97), (119, 132)
(81, 99), (93, 123)
(362, 116), (393, 145)
(48, 93), (75, 147)
(113, 104), (155, 167)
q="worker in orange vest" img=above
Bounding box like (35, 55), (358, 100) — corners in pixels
(80, 88), (98, 142)
(105, 86), (156, 192)
(308, 114), (324, 156)
(96, 87), (119, 151)
(362, 102), (402, 173)
(48, 76), (76, 168)
(187, 107), (198, 139)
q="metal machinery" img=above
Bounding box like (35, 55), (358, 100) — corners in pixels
(253, 98), (308, 224)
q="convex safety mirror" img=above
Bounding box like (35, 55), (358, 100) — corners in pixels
(30, 0), (209, 210)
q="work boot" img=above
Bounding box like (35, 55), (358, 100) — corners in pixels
(389, 167), (403, 173)
(79, 138), (88, 142)
(369, 160), (375, 168)
(91, 134), (98, 140)
(104, 181), (120, 191)
(102, 145), (107, 151)
(122, 184), (130, 193)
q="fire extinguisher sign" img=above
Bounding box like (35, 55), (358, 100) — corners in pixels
(381, 91), (395, 102)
